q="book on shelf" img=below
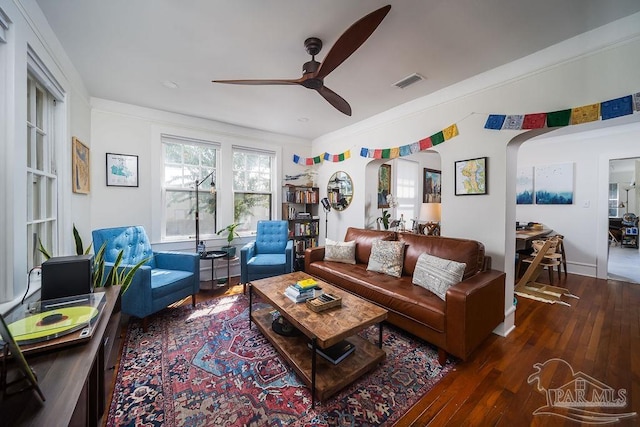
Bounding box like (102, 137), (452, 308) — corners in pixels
(307, 340), (356, 365)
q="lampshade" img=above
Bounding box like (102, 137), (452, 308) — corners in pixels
(419, 203), (441, 223)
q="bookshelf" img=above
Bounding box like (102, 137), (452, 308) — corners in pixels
(283, 185), (320, 270)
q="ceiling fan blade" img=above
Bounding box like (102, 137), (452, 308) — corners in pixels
(317, 86), (352, 116)
(316, 5), (391, 79)
(212, 78), (301, 86)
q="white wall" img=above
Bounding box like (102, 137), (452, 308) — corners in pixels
(0, 0), (92, 308)
(311, 16), (640, 335)
(90, 99), (312, 248)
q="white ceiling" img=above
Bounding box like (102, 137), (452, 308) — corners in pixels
(35, 0), (640, 141)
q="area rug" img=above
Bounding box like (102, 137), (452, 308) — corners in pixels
(107, 294), (454, 427)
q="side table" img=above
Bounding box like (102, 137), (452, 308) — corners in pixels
(201, 250), (231, 289)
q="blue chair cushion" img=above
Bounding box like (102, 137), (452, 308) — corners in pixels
(247, 254), (288, 274)
(151, 269), (194, 299)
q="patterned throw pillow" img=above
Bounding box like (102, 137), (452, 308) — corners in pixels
(412, 253), (466, 300)
(324, 238), (356, 264)
(366, 240), (405, 278)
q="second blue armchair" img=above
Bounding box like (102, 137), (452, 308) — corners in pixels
(240, 220), (293, 290)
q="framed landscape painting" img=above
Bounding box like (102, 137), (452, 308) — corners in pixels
(535, 162), (574, 204)
(454, 157), (487, 195)
(423, 168), (441, 203)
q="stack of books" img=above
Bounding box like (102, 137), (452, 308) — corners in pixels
(284, 278), (322, 303)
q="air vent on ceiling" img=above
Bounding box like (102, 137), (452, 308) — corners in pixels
(393, 73), (425, 89)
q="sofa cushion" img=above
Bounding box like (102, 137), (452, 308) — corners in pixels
(367, 240), (405, 278)
(324, 238), (356, 264)
(398, 232), (484, 279)
(412, 253), (466, 300)
(344, 227), (396, 264)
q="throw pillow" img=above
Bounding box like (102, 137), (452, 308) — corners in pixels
(366, 240), (405, 278)
(324, 238), (356, 264)
(412, 253), (466, 300)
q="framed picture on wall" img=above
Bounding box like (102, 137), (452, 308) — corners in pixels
(377, 164), (391, 208)
(454, 157), (487, 195)
(423, 168), (441, 203)
(106, 153), (139, 187)
(72, 137), (90, 194)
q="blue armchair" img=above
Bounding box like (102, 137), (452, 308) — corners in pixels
(240, 220), (293, 290)
(92, 226), (199, 328)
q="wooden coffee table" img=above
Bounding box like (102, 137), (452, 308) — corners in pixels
(249, 271), (387, 406)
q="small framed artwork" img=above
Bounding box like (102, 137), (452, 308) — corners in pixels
(106, 153), (139, 187)
(72, 137), (90, 194)
(454, 157), (487, 196)
(377, 164), (391, 208)
(423, 168), (441, 203)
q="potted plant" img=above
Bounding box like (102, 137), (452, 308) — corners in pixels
(38, 224), (149, 294)
(217, 223), (241, 258)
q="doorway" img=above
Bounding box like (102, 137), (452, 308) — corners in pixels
(608, 157), (640, 283)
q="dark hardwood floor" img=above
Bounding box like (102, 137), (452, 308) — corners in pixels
(110, 274), (639, 427)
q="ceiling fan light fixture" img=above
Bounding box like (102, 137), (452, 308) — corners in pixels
(393, 73), (425, 89)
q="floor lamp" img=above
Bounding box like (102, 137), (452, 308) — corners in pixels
(321, 197), (331, 239)
(195, 171), (216, 252)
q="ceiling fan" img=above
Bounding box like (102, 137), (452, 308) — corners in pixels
(212, 5), (391, 116)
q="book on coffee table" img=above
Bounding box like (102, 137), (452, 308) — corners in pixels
(308, 339), (355, 365)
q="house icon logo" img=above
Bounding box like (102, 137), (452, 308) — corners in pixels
(528, 358), (637, 424)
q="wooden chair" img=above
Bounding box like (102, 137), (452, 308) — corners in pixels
(516, 236), (561, 284)
(515, 239), (578, 306)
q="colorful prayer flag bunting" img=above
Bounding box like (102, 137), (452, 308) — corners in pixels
(323, 150), (351, 162)
(292, 153), (323, 165)
(601, 95), (633, 120)
(571, 103), (600, 125)
(522, 113), (546, 129)
(443, 123), (459, 140)
(419, 137), (432, 150)
(503, 115), (524, 130)
(546, 109), (571, 127)
(485, 90), (638, 132)
(484, 114), (506, 130)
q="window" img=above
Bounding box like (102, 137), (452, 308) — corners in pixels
(232, 148), (274, 232)
(395, 158), (419, 230)
(26, 74), (57, 270)
(162, 136), (218, 241)
(609, 183), (620, 218)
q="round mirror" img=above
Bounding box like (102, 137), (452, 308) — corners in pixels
(327, 171), (353, 211)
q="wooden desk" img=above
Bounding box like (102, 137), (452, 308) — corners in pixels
(516, 228), (552, 251)
(0, 286), (121, 427)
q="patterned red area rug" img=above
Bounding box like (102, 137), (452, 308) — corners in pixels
(107, 294), (454, 426)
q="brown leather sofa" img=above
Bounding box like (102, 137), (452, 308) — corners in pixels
(305, 227), (506, 364)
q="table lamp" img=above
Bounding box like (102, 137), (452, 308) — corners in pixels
(419, 202), (441, 235)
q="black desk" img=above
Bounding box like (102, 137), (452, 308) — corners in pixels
(201, 250), (231, 289)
